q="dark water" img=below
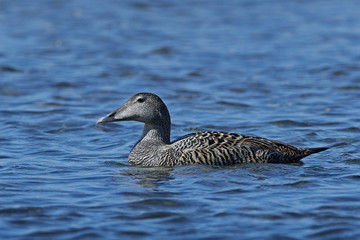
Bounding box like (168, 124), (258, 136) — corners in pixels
(1, 0), (360, 239)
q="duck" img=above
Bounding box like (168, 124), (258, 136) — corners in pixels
(97, 92), (328, 166)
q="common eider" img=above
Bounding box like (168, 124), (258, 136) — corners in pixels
(97, 92), (328, 166)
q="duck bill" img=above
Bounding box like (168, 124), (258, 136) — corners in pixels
(96, 109), (118, 124)
(96, 105), (132, 124)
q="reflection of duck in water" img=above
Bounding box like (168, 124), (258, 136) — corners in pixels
(97, 93), (328, 167)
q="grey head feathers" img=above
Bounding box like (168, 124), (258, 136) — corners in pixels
(97, 92), (329, 166)
(97, 93), (170, 126)
(97, 92), (171, 144)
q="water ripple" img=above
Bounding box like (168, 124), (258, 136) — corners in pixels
(1, 0), (360, 239)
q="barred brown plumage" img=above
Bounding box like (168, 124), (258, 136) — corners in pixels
(97, 92), (329, 166)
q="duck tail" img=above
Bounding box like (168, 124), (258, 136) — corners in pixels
(303, 147), (329, 156)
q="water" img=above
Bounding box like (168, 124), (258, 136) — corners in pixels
(1, 0), (360, 239)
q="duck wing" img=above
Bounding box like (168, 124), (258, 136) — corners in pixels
(167, 131), (327, 166)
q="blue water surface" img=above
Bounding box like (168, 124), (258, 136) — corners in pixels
(1, 0), (360, 239)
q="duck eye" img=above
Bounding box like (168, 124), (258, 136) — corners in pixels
(136, 98), (145, 103)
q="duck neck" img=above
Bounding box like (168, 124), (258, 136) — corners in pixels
(141, 122), (171, 144)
